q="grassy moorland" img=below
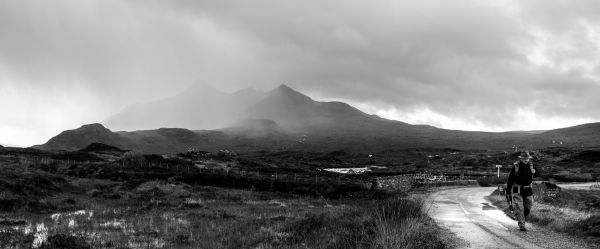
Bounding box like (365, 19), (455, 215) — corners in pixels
(1, 183), (449, 248)
(487, 186), (600, 242)
(0, 149), (460, 249)
(2, 143), (599, 248)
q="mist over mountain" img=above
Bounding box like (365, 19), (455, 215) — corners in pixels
(37, 85), (600, 153)
(220, 118), (285, 137)
(105, 84), (388, 134)
(105, 84), (266, 131)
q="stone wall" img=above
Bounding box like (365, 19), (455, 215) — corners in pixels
(413, 180), (478, 188)
(374, 175), (414, 191)
(374, 175), (478, 191)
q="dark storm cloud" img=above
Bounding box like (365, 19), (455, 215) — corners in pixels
(1, 0), (600, 145)
(157, 0), (600, 127)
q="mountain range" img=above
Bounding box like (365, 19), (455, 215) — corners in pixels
(34, 85), (600, 153)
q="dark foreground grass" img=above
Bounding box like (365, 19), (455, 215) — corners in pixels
(0, 182), (457, 249)
(0, 156), (459, 249)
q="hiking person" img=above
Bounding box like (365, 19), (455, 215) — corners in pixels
(506, 151), (540, 231)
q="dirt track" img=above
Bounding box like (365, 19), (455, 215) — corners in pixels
(427, 187), (598, 249)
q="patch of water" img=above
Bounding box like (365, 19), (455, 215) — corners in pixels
(51, 209), (94, 222)
(267, 200), (287, 207)
(32, 223), (48, 248)
(23, 223), (33, 234)
(128, 238), (166, 249)
(68, 219), (76, 228)
(50, 213), (61, 221)
(100, 219), (125, 228)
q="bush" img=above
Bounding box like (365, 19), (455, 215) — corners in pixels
(476, 176), (508, 187)
(283, 211), (374, 248)
(122, 151), (145, 165)
(39, 234), (90, 249)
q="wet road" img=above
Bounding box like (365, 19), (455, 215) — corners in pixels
(558, 182), (599, 190)
(427, 187), (597, 249)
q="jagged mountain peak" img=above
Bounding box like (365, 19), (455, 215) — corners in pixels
(274, 84), (293, 91)
(267, 84), (313, 102)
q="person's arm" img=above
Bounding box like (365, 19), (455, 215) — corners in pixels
(531, 162), (541, 178)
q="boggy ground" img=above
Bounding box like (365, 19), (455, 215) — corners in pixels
(0, 158), (460, 248)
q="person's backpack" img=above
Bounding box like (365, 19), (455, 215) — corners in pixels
(512, 162), (534, 196)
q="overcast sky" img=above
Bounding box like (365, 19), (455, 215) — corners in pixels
(2, 0), (600, 146)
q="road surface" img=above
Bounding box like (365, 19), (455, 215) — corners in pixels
(427, 187), (598, 249)
(558, 182), (599, 190)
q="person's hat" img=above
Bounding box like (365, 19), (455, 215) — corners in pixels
(518, 151), (533, 159)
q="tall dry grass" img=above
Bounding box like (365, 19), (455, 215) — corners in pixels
(372, 198), (445, 249)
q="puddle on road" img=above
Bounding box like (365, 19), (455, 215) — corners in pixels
(436, 200), (459, 205)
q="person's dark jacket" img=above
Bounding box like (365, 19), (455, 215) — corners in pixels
(507, 161), (540, 196)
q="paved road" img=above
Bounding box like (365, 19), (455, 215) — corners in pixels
(558, 182), (599, 190)
(427, 187), (597, 249)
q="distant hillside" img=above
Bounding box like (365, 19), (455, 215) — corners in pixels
(220, 118), (286, 137)
(36, 85), (600, 153)
(35, 123), (298, 154)
(534, 123), (600, 146)
(35, 124), (133, 151)
(35, 120), (600, 154)
(79, 142), (125, 153)
(504, 130), (547, 135)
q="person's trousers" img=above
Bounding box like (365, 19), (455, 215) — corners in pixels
(513, 194), (533, 227)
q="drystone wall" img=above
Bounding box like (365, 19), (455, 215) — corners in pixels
(374, 175), (414, 191)
(413, 180), (478, 188)
(374, 175), (478, 191)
